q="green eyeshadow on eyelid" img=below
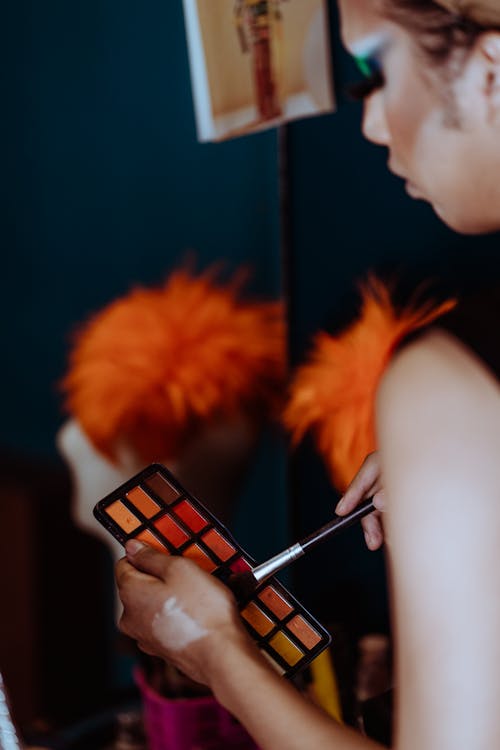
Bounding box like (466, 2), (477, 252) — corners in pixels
(355, 55), (372, 77)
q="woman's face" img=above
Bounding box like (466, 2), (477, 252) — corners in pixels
(338, 0), (500, 234)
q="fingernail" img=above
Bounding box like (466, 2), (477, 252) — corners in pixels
(335, 497), (345, 513)
(364, 531), (372, 547)
(126, 539), (145, 557)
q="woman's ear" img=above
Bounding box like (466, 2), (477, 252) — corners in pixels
(477, 32), (500, 124)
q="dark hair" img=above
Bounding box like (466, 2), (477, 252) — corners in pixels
(382, 0), (487, 65)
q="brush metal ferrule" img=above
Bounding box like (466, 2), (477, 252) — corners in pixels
(252, 543), (304, 583)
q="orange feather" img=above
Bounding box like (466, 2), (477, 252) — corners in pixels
(283, 277), (456, 492)
(61, 267), (286, 463)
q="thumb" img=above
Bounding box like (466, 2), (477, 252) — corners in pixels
(125, 539), (170, 579)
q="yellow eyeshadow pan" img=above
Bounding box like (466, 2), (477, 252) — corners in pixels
(269, 632), (304, 667)
(105, 500), (140, 532)
(126, 486), (159, 518)
(241, 601), (274, 636)
(93, 463), (331, 679)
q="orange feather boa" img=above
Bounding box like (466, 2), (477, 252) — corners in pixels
(283, 277), (456, 492)
(61, 268), (286, 463)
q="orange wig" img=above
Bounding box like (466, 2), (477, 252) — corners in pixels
(283, 277), (456, 492)
(61, 267), (286, 463)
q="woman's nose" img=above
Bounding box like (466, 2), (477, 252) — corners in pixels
(361, 92), (390, 146)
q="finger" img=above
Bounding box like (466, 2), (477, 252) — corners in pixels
(125, 540), (170, 579)
(336, 453), (380, 514)
(373, 489), (386, 512)
(361, 512), (384, 550)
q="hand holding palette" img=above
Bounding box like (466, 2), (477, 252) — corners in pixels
(93, 463), (331, 678)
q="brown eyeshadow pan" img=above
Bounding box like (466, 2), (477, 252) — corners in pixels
(144, 473), (179, 504)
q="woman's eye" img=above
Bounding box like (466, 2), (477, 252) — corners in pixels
(346, 70), (385, 101)
(345, 55), (385, 101)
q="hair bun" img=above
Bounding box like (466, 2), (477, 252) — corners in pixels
(435, 0), (500, 27)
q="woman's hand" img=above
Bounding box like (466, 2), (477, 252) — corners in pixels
(116, 541), (250, 687)
(335, 452), (386, 550)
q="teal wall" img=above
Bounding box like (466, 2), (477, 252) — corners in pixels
(3, 0), (281, 458)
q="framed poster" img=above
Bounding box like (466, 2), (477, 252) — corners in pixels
(183, 0), (335, 141)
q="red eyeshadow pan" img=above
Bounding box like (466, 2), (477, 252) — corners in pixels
(154, 514), (189, 548)
(230, 557), (252, 574)
(183, 544), (218, 573)
(136, 528), (170, 553)
(258, 586), (293, 620)
(144, 473), (179, 504)
(174, 499), (208, 532)
(286, 615), (322, 650)
(105, 500), (141, 533)
(126, 486), (159, 518)
(201, 528), (235, 561)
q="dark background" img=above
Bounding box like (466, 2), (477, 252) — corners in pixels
(2, 0), (500, 739)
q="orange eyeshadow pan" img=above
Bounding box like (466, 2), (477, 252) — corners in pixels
(241, 602), (274, 636)
(286, 615), (322, 650)
(136, 528), (169, 553)
(258, 586), (294, 620)
(126, 486), (159, 518)
(154, 515), (189, 548)
(174, 499), (208, 532)
(105, 500), (140, 532)
(93, 463), (331, 679)
(183, 544), (218, 573)
(201, 528), (235, 561)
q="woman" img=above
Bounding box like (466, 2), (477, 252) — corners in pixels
(116, 2), (500, 747)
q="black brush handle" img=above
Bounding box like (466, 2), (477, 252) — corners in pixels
(300, 498), (375, 552)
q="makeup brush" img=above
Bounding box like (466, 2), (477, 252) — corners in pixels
(228, 498), (375, 602)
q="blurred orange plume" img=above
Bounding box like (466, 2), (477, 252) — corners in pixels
(61, 267), (286, 462)
(283, 277), (456, 492)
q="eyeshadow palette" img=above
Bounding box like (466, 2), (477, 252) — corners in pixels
(94, 463), (331, 678)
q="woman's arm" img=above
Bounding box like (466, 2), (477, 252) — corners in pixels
(376, 329), (500, 750)
(117, 545), (384, 750)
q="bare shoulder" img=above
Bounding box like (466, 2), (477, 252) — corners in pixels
(376, 328), (500, 749)
(379, 327), (500, 406)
